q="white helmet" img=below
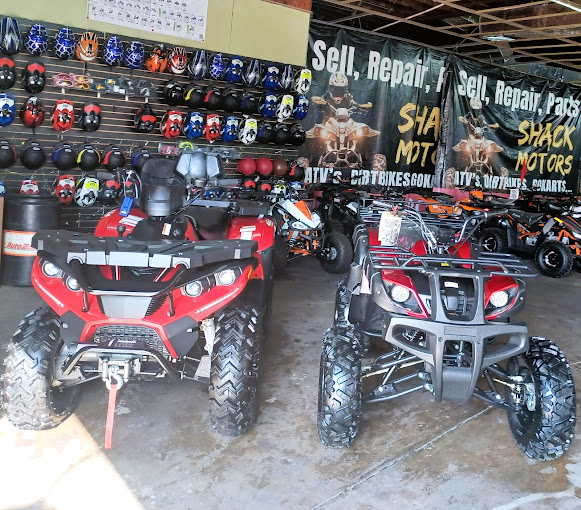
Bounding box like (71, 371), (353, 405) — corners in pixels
(75, 176), (99, 206)
(329, 72), (348, 104)
(276, 94), (294, 123)
(294, 68), (312, 94)
(239, 117), (257, 145)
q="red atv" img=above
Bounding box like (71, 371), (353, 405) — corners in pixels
(2, 154), (276, 442)
(318, 200), (576, 460)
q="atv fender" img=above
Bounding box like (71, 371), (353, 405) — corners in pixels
(229, 216), (276, 252)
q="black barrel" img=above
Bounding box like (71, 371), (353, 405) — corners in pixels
(1, 195), (61, 286)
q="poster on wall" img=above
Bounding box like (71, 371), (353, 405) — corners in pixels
(88, 0), (208, 42)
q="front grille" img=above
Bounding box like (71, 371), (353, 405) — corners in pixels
(91, 325), (169, 355)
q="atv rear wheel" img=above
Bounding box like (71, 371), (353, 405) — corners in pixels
(506, 337), (576, 460)
(478, 227), (507, 253)
(3, 307), (80, 430)
(273, 235), (288, 275)
(320, 232), (353, 274)
(318, 326), (362, 447)
(535, 240), (574, 278)
(209, 307), (261, 436)
(325, 219), (345, 235)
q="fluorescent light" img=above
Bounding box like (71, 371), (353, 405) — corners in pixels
(483, 34), (515, 41)
(551, 0), (581, 14)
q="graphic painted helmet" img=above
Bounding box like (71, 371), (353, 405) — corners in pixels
(160, 110), (183, 138)
(75, 176), (100, 207)
(262, 64), (280, 91)
(0, 57), (15, 90)
(52, 142), (77, 171)
(222, 116), (239, 142)
(274, 123), (291, 145)
(163, 80), (184, 106)
(279, 64), (294, 91)
(53, 27), (75, 60)
(276, 94), (294, 122)
(0, 139), (17, 168)
(76, 32), (99, 62)
(20, 140), (45, 169)
(290, 123), (306, 146)
(329, 71), (348, 103)
(204, 86), (223, 110)
(210, 53), (226, 80)
(184, 84), (204, 109)
(51, 99), (74, 132)
(98, 177), (121, 205)
(204, 113), (221, 143)
(294, 68), (312, 94)
(288, 160), (305, 182)
(146, 44), (168, 73)
(260, 92), (277, 118)
(21, 61), (45, 94)
(102, 36), (124, 66)
(20, 179), (39, 194)
(0, 93), (15, 126)
(168, 46), (187, 74)
(183, 111), (204, 139)
(25, 24), (48, 56)
(54, 174), (76, 204)
(188, 49), (207, 79)
(123, 41), (144, 69)
(256, 121), (274, 144)
(226, 56), (244, 84)
(244, 59), (261, 87)
(223, 88), (241, 112)
(78, 102), (101, 132)
(20, 96), (44, 128)
(134, 104), (156, 133)
(102, 144), (126, 170)
(0, 17), (22, 55)
(294, 94), (309, 120)
(240, 92), (259, 115)
(77, 143), (100, 172)
(239, 117), (258, 145)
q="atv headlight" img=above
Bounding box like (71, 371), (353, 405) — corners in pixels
(184, 281), (203, 297)
(216, 269), (236, 286)
(390, 285), (411, 303)
(489, 290), (509, 308)
(42, 261), (62, 278)
(66, 276), (81, 292)
(291, 220), (308, 230)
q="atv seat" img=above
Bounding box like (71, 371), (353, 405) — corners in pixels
(187, 206), (230, 240)
(510, 210), (545, 225)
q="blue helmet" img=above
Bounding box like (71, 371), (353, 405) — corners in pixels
(294, 94), (309, 120)
(244, 59), (261, 87)
(188, 49), (207, 79)
(0, 17), (22, 55)
(53, 28), (75, 60)
(123, 41), (144, 69)
(260, 92), (277, 118)
(0, 93), (16, 126)
(222, 116), (239, 142)
(262, 63), (280, 91)
(279, 64), (294, 90)
(209, 53), (226, 80)
(225, 56), (243, 84)
(103, 36), (124, 66)
(25, 24), (48, 56)
(183, 111), (204, 139)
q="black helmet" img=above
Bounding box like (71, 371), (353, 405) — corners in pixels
(256, 121), (274, 144)
(134, 103), (156, 133)
(290, 123), (306, 146)
(183, 84), (205, 109)
(163, 80), (184, 106)
(0, 139), (16, 168)
(77, 143), (100, 171)
(0, 57), (15, 90)
(240, 92), (259, 115)
(78, 102), (101, 132)
(51, 141), (77, 170)
(273, 123), (291, 145)
(98, 177), (121, 205)
(131, 147), (151, 173)
(102, 144), (126, 170)
(204, 86), (223, 110)
(222, 88), (241, 112)
(288, 159), (306, 182)
(20, 139), (46, 169)
(21, 60), (45, 94)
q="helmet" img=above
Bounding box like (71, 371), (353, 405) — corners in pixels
(98, 177), (121, 205)
(222, 116), (239, 142)
(262, 64), (280, 91)
(188, 49), (207, 79)
(54, 175), (76, 204)
(256, 157), (273, 177)
(260, 92), (277, 118)
(0, 93), (15, 126)
(240, 92), (259, 115)
(242, 178), (257, 190)
(102, 36), (124, 66)
(51, 99), (74, 132)
(239, 117), (257, 145)
(290, 123), (306, 146)
(256, 121), (274, 144)
(74, 176), (100, 207)
(102, 144), (126, 170)
(51, 142), (77, 170)
(25, 24), (48, 56)
(134, 104), (156, 133)
(223, 88), (241, 112)
(204, 86), (223, 110)
(20, 96), (44, 128)
(21, 61), (45, 94)
(20, 179), (39, 194)
(204, 113), (221, 143)
(123, 41), (144, 69)
(210, 53), (226, 80)
(76, 32), (99, 62)
(183, 111), (204, 139)
(0, 17), (22, 55)
(160, 110), (183, 139)
(78, 102), (101, 132)
(184, 84), (204, 109)
(163, 80), (184, 106)
(273, 123), (291, 145)
(0, 57), (15, 89)
(244, 59), (261, 86)
(53, 28), (75, 60)
(294, 68), (312, 94)
(329, 71), (348, 103)
(168, 46), (187, 74)
(273, 182), (286, 196)
(276, 94), (294, 122)
(237, 157), (256, 177)
(146, 44), (168, 73)
(294, 94), (309, 120)
(0, 139), (17, 168)
(77, 144), (101, 172)
(20, 140), (46, 169)
(131, 148), (151, 172)
(259, 182), (272, 193)
(288, 159), (305, 181)
(272, 158), (288, 177)
(226, 56), (243, 84)
(279, 64), (294, 90)
(123, 169), (141, 199)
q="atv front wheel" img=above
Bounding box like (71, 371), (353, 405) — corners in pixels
(318, 326), (362, 447)
(535, 240), (574, 278)
(3, 307), (80, 430)
(478, 227), (507, 253)
(209, 307), (261, 436)
(320, 232), (353, 274)
(506, 337), (576, 460)
(334, 277), (350, 326)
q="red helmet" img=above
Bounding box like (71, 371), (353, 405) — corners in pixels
(256, 157), (273, 177)
(54, 174), (76, 204)
(243, 177), (257, 190)
(51, 99), (74, 132)
(160, 110), (183, 139)
(168, 46), (187, 74)
(20, 96), (44, 128)
(237, 157), (256, 177)
(259, 182), (272, 193)
(20, 179), (39, 194)
(204, 114), (221, 143)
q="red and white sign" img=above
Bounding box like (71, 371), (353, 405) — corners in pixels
(3, 230), (37, 257)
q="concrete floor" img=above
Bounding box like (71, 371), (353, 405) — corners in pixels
(1, 258), (581, 510)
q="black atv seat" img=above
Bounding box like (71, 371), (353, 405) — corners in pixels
(488, 198), (514, 207)
(187, 206), (230, 240)
(510, 210), (545, 225)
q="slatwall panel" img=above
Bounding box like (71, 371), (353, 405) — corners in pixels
(0, 17), (300, 232)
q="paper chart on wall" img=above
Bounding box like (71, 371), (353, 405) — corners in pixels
(88, 0), (208, 42)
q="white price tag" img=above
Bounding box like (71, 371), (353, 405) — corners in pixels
(378, 211), (402, 246)
(509, 188), (519, 200)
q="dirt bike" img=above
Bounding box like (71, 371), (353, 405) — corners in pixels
(317, 201), (576, 459)
(2, 154), (276, 445)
